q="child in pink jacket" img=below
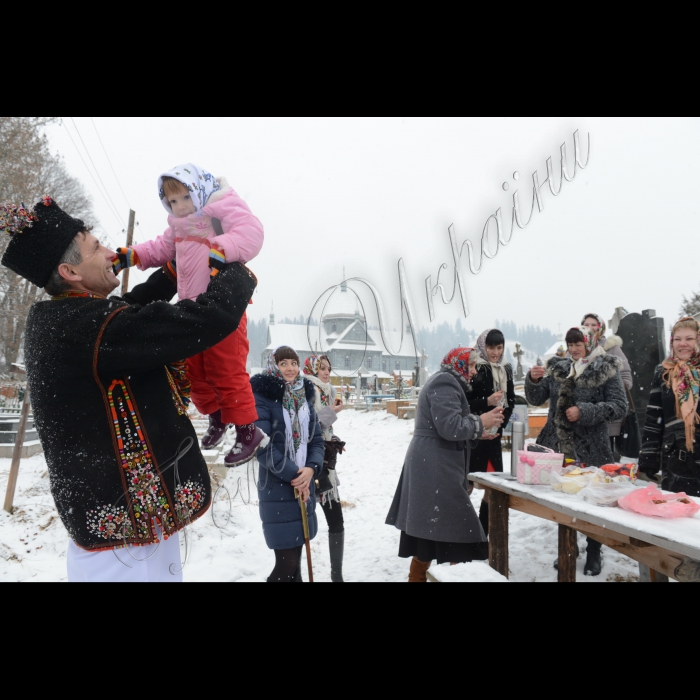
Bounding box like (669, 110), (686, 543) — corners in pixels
(114, 163), (268, 466)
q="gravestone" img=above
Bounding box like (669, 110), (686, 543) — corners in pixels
(514, 344), (525, 382)
(617, 310), (667, 421)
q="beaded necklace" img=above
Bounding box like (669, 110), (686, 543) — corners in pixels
(52, 290), (106, 301)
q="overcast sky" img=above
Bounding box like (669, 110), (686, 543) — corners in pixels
(46, 117), (700, 347)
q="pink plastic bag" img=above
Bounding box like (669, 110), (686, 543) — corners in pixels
(618, 485), (700, 519)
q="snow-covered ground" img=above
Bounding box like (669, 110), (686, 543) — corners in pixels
(0, 411), (642, 583)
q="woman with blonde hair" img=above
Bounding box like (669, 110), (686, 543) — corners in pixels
(639, 317), (700, 494)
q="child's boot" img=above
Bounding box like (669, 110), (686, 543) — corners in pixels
(201, 410), (228, 450)
(225, 424), (270, 466)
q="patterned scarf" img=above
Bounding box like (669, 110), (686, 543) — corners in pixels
(442, 348), (474, 387)
(581, 313), (607, 347)
(568, 327), (606, 379)
(158, 163), (221, 215)
(264, 352), (307, 453)
(303, 356), (335, 440)
(475, 329), (509, 395)
(662, 319), (700, 452)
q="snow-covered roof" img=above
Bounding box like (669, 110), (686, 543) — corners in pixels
(323, 286), (360, 318)
(268, 322), (418, 361)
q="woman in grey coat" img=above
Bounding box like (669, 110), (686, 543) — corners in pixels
(386, 348), (505, 583)
(582, 313), (634, 451)
(526, 327), (628, 577)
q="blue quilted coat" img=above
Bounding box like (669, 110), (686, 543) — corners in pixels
(251, 373), (325, 551)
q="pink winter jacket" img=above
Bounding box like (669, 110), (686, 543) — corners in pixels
(133, 179), (264, 301)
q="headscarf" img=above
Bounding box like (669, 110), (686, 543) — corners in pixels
(442, 348), (475, 385)
(476, 329), (509, 396)
(581, 313), (607, 346)
(662, 317), (700, 452)
(568, 327), (606, 379)
(264, 350), (308, 461)
(303, 355), (334, 440)
(158, 163), (222, 215)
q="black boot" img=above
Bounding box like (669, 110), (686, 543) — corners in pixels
(584, 539), (603, 577)
(293, 561), (304, 583)
(330, 531), (345, 583)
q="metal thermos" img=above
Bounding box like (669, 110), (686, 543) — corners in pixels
(511, 422), (525, 478)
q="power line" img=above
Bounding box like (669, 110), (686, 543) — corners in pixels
(89, 117), (132, 212)
(60, 121), (123, 248)
(69, 117), (127, 229)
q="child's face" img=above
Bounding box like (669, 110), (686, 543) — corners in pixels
(167, 185), (197, 219)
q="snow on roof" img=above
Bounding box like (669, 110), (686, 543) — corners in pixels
(268, 322), (418, 360)
(323, 287), (360, 318)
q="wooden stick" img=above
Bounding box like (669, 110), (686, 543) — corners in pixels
(4, 388), (30, 514)
(121, 210), (136, 296)
(295, 488), (314, 583)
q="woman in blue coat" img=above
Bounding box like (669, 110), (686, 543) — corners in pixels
(251, 347), (325, 583)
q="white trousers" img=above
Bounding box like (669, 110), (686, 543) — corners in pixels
(67, 532), (183, 583)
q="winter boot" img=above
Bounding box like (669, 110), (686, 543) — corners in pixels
(408, 558), (431, 584)
(330, 531), (345, 583)
(584, 540), (603, 577)
(225, 424), (270, 467)
(201, 410), (228, 450)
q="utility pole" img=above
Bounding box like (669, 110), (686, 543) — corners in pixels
(4, 387), (30, 514)
(121, 209), (136, 296)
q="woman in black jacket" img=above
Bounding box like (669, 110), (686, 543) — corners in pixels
(639, 317), (700, 494)
(468, 329), (516, 534)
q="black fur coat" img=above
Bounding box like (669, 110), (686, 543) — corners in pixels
(526, 355), (628, 466)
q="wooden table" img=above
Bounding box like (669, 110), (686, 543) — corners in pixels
(469, 473), (700, 583)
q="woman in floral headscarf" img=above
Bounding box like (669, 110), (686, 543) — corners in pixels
(251, 347), (325, 583)
(386, 348), (505, 583)
(582, 313), (634, 455)
(639, 317), (700, 495)
(303, 355), (347, 583)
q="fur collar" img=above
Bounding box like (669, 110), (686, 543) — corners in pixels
(549, 354), (621, 388)
(206, 177), (233, 206)
(603, 335), (624, 352)
(251, 373), (316, 403)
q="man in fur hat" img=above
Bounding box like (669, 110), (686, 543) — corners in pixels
(1, 197), (256, 582)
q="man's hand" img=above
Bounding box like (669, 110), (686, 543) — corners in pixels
(566, 407), (581, 423)
(112, 247), (139, 276)
(481, 432), (500, 441)
(209, 244), (226, 278)
(530, 366), (547, 382)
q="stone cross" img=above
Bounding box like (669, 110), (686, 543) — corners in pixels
(514, 343), (525, 381)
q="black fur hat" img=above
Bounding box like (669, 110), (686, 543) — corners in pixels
(1, 197), (88, 288)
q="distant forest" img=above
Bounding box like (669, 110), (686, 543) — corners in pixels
(248, 316), (556, 372)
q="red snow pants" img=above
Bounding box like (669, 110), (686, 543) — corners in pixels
(187, 313), (258, 426)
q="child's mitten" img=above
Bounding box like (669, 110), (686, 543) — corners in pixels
(209, 244), (226, 278)
(112, 247), (140, 275)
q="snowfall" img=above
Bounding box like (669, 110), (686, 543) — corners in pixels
(0, 409), (666, 583)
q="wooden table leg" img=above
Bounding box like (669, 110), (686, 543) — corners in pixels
(639, 565), (670, 583)
(558, 525), (578, 583)
(488, 488), (509, 579)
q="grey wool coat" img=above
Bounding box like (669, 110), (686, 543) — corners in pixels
(602, 336), (633, 437)
(525, 355), (628, 467)
(386, 368), (487, 544)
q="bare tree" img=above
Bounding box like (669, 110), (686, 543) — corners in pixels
(681, 288), (700, 320)
(0, 117), (97, 369)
